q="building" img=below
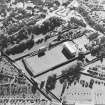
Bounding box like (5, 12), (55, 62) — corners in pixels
(62, 41), (77, 59)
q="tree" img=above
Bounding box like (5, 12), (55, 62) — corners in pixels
(78, 51), (85, 62)
(54, 0), (60, 6)
(60, 80), (67, 97)
(70, 17), (86, 27)
(31, 80), (38, 94)
(0, 34), (8, 50)
(45, 74), (57, 91)
(59, 61), (83, 85)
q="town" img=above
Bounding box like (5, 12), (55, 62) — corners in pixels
(0, 0), (105, 105)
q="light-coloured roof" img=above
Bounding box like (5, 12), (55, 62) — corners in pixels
(63, 41), (77, 54)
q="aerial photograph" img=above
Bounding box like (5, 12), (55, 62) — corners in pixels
(0, 0), (105, 105)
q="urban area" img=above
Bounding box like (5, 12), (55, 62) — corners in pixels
(0, 0), (105, 105)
